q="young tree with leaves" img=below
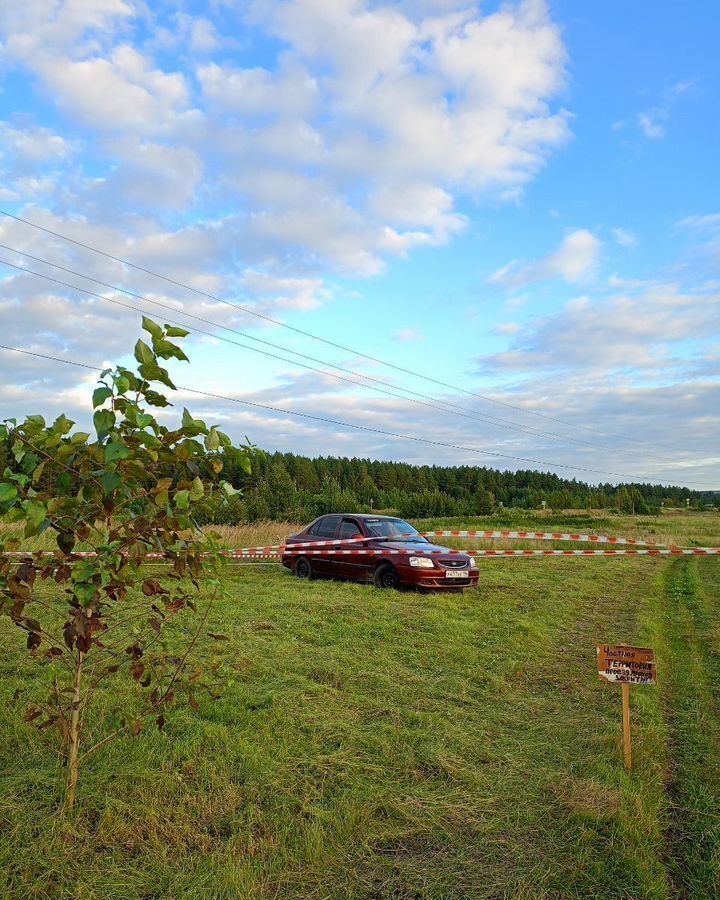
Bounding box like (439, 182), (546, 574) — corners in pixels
(0, 318), (253, 809)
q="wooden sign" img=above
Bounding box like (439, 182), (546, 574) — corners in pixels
(596, 643), (657, 771)
(597, 644), (656, 685)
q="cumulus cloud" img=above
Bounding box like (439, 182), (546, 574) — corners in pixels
(490, 228), (601, 288)
(478, 283), (720, 376)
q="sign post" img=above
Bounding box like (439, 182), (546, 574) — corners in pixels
(597, 644), (656, 771)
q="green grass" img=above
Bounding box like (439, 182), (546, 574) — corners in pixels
(1, 516), (719, 898)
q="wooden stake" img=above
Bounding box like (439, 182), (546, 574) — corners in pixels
(622, 682), (632, 771)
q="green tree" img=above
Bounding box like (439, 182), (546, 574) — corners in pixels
(0, 318), (252, 809)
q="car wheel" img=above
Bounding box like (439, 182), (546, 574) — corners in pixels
(293, 556), (314, 579)
(374, 563), (401, 590)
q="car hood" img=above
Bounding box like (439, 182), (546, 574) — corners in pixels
(373, 540), (468, 557)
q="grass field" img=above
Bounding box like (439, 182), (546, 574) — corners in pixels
(1, 512), (719, 899)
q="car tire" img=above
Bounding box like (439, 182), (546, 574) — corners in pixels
(373, 563), (401, 590)
(293, 556), (314, 579)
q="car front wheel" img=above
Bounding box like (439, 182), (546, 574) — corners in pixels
(374, 563), (401, 590)
(293, 556), (314, 579)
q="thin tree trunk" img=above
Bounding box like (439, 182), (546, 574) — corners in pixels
(65, 650), (84, 810)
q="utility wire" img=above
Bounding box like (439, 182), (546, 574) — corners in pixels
(0, 245), (682, 464)
(0, 342), (713, 487)
(0, 207), (652, 446)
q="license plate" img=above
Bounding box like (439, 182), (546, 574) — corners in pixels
(445, 570), (467, 578)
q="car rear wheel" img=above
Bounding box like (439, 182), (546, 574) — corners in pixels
(374, 563), (400, 590)
(293, 556), (314, 579)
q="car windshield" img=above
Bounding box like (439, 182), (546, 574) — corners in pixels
(364, 518), (426, 542)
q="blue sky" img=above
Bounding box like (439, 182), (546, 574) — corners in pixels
(0, 0), (718, 487)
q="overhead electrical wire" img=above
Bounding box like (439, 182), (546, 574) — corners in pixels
(0, 341), (713, 488)
(0, 207), (653, 446)
(0, 247), (684, 465)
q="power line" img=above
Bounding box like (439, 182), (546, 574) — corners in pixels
(0, 245), (681, 464)
(0, 207), (651, 446)
(0, 341), (713, 488)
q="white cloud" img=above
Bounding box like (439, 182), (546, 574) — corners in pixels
(638, 112), (665, 140)
(394, 328), (425, 342)
(478, 283), (720, 375)
(636, 79), (695, 141)
(490, 228), (601, 287)
(611, 227), (637, 247)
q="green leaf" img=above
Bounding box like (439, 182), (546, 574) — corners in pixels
(221, 481), (240, 497)
(115, 375), (130, 395)
(57, 532), (75, 554)
(142, 316), (164, 339)
(136, 413), (154, 428)
(134, 339), (155, 365)
(93, 409), (116, 438)
(23, 500), (47, 530)
(74, 582), (97, 607)
(165, 325), (190, 337)
(189, 476), (204, 501)
(237, 452), (252, 475)
(53, 414), (74, 435)
(92, 386), (113, 408)
(105, 442), (131, 463)
(101, 471), (123, 494)
(174, 489), (190, 509)
(144, 390), (170, 408)
(152, 338), (188, 362)
(205, 428), (220, 451)
(0, 483), (18, 503)
(70, 432), (90, 445)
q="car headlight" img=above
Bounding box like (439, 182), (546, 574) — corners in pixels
(408, 556), (434, 568)
(468, 557), (477, 568)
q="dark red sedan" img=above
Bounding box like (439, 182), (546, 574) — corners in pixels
(281, 514), (479, 590)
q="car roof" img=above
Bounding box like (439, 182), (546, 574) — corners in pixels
(319, 513), (400, 520)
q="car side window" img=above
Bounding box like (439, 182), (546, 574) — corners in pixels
(339, 519), (362, 540)
(316, 516), (341, 538)
(306, 521), (322, 536)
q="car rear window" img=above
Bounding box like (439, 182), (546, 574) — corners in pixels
(314, 516), (340, 538)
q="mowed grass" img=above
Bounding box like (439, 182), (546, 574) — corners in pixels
(0, 514), (719, 898)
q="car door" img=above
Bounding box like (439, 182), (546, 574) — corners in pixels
(335, 518), (371, 581)
(307, 515), (341, 576)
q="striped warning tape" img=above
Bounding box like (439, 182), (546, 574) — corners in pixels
(233, 547), (720, 558)
(204, 528), (672, 555)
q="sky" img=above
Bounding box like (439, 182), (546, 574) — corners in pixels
(0, 0), (718, 489)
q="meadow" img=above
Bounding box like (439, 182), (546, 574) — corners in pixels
(1, 512), (719, 899)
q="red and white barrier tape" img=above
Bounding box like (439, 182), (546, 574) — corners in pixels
(235, 547), (720, 558)
(227, 528), (673, 555)
(419, 529), (666, 546)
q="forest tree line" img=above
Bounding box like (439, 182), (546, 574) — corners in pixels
(3, 436), (716, 524)
(199, 449), (719, 523)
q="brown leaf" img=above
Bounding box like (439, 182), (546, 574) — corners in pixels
(188, 694), (199, 711)
(130, 661), (145, 682)
(63, 622), (76, 651)
(130, 720), (143, 736)
(207, 633), (229, 641)
(38, 717), (58, 730)
(156, 714), (165, 730)
(24, 707), (42, 723)
(76, 633), (92, 653)
(27, 631), (41, 651)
